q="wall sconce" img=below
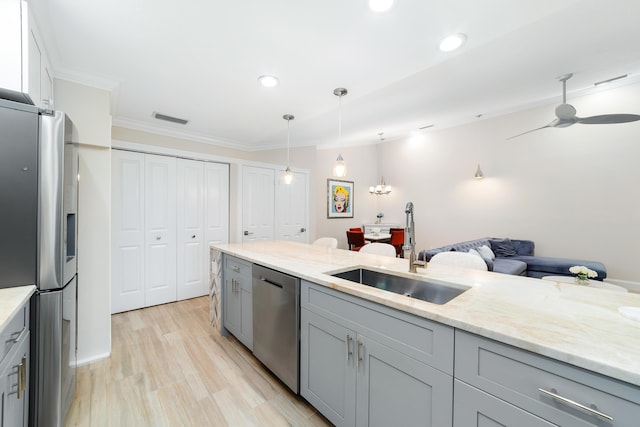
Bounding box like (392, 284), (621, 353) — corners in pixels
(474, 164), (484, 180)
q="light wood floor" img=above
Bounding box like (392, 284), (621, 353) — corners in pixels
(65, 296), (332, 427)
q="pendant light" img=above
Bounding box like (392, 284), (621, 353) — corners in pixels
(283, 114), (294, 184)
(474, 164), (484, 180)
(369, 133), (392, 195)
(332, 88), (348, 178)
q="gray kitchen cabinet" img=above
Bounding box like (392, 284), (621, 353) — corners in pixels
(454, 380), (555, 427)
(301, 307), (357, 426)
(222, 255), (252, 349)
(455, 330), (640, 426)
(300, 280), (454, 427)
(0, 301), (29, 427)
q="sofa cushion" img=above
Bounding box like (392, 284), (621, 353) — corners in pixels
(477, 245), (495, 260)
(489, 238), (517, 257)
(492, 258), (527, 276)
(511, 255), (607, 280)
(468, 248), (494, 271)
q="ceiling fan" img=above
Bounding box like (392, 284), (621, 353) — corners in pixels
(507, 73), (640, 140)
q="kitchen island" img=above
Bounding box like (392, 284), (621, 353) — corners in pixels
(210, 241), (640, 426)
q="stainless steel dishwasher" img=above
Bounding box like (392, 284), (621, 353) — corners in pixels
(252, 264), (300, 393)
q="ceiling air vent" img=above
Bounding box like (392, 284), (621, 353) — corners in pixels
(152, 112), (189, 125)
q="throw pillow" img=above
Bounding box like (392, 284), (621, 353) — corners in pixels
(489, 238), (517, 257)
(477, 245), (495, 260)
(469, 248), (494, 271)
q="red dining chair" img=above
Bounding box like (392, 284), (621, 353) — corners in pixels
(349, 227), (362, 232)
(346, 230), (366, 251)
(389, 228), (405, 257)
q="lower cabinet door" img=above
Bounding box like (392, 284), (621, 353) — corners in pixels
(454, 380), (556, 427)
(1, 332), (29, 427)
(238, 286), (252, 350)
(300, 308), (357, 427)
(223, 274), (241, 337)
(355, 333), (453, 427)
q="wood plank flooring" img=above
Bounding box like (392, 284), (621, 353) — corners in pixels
(65, 296), (332, 427)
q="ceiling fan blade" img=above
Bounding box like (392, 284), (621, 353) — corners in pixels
(578, 114), (640, 124)
(506, 123), (554, 140)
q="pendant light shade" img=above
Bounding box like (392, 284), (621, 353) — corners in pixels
(369, 133), (391, 195)
(283, 114), (294, 184)
(333, 88), (348, 178)
(474, 164), (484, 180)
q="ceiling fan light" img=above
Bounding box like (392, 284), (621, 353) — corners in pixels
(439, 33), (467, 52)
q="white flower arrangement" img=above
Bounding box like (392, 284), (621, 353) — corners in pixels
(569, 265), (598, 282)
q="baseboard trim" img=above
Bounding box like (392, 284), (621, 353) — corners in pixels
(77, 351), (111, 367)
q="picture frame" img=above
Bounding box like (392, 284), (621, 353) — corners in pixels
(327, 179), (354, 218)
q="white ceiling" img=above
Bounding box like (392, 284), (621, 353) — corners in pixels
(30, 0), (640, 150)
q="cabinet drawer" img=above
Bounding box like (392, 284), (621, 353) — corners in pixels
(455, 330), (640, 426)
(1, 304), (28, 366)
(454, 380), (555, 427)
(224, 255), (251, 277)
(302, 280), (453, 374)
(224, 255), (252, 291)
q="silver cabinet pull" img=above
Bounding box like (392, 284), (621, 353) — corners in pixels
(300, 227), (306, 232)
(231, 265), (241, 273)
(356, 340), (363, 369)
(346, 335), (353, 361)
(538, 388), (613, 422)
(191, 234), (196, 239)
(19, 356), (26, 398)
(243, 230), (254, 236)
(9, 358), (26, 399)
(155, 236), (161, 240)
(8, 331), (21, 344)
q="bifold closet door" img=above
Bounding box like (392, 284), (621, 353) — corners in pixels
(144, 154), (177, 307)
(176, 158), (205, 300)
(111, 150), (145, 313)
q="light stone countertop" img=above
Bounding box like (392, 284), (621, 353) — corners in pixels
(0, 285), (35, 331)
(212, 241), (640, 387)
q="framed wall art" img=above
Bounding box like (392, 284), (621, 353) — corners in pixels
(327, 179), (354, 218)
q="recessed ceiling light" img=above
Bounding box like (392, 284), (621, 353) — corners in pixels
(439, 33), (467, 52)
(258, 75), (279, 88)
(369, 0), (395, 12)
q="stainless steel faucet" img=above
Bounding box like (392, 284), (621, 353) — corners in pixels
(403, 202), (427, 273)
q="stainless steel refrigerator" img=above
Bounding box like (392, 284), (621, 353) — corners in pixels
(0, 98), (78, 427)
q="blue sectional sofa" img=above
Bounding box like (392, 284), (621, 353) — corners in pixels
(418, 238), (607, 280)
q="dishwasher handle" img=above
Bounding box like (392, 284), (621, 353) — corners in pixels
(259, 276), (284, 289)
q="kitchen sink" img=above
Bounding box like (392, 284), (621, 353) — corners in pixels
(330, 268), (469, 305)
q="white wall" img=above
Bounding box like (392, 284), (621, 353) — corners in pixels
(55, 79), (112, 363)
(314, 145), (380, 249)
(335, 82), (640, 282)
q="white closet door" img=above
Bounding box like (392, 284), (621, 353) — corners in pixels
(276, 170), (308, 243)
(144, 154), (177, 307)
(176, 158), (205, 301)
(111, 150), (145, 314)
(204, 162), (229, 245)
(242, 166), (275, 242)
